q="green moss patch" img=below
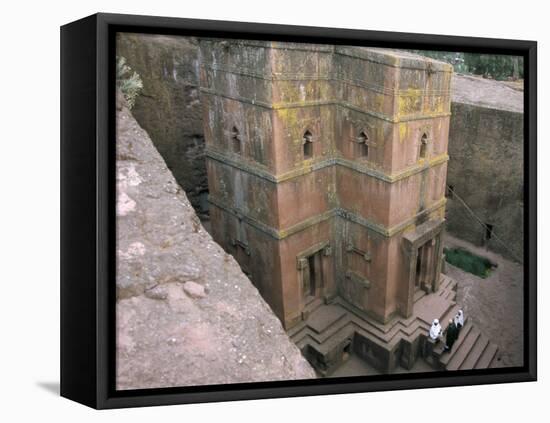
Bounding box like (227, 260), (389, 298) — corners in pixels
(444, 247), (496, 279)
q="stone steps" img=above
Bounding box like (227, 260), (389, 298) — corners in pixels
(292, 300), (430, 357)
(475, 343), (499, 369)
(437, 275), (457, 302)
(335, 290), (463, 351)
(437, 286), (457, 302)
(307, 305), (347, 335)
(439, 274), (457, 292)
(339, 301), (430, 347)
(287, 299), (330, 339)
(356, 312), (428, 343)
(332, 299), (411, 338)
(432, 320), (499, 371)
(298, 317), (352, 348)
(460, 334), (489, 370)
(296, 293), (462, 358)
(288, 273), (500, 376)
(446, 327), (481, 371)
(287, 320), (307, 338)
(414, 289), (427, 303)
(436, 321), (472, 363)
(444, 289), (456, 301)
(292, 310), (352, 348)
(316, 323), (354, 355)
(303, 297), (324, 317)
(441, 275), (453, 287)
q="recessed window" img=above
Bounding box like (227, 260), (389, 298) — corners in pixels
(419, 133), (428, 159)
(231, 126), (241, 153)
(357, 131), (369, 158)
(485, 223), (494, 242)
(303, 130), (313, 159)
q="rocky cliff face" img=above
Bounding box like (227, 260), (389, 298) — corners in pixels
(116, 94), (315, 390)
(116, 33), (208, 218)
(446, 74), (524, 261)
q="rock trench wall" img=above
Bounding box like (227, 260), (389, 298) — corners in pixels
(446, 75), (524, 261)
(117, 34), (209, 218)
(115, 93), (315, 390)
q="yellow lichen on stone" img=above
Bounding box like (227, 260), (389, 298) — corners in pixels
(398, 89), (422, 117)
(398, 123), (408, 144)
(274, 81), (301, 104)
(275, 108), (299, 138)
(374, 93), (385, 111)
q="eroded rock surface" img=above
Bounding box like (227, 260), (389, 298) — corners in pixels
(451, 73), (523, 113)
(116, 96), (315, 390)
(446, 73), (524, 261)
(117, 34), (208, 217)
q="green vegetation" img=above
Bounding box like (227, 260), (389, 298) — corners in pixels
(411, 50), (523, 81)
(116, 56), (143, 109)
(444, 247), (496, 279)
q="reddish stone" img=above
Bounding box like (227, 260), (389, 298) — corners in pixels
(199, 41), (452, 329)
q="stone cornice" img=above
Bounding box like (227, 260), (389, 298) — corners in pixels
(208, 195), (446, 240)
(199, 43), (453, 72)
(206, 147), (449, 184)
(199, 88), (451, 123)
(200, 65), (451, 97)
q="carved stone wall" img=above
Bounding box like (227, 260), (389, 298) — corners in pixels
(200, 41), (453, 329)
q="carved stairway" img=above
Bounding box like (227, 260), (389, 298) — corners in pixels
(430, 317), (499, 371)
(288, 274), (500, 375)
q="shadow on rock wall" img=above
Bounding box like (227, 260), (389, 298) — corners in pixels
(117, 33), (209, 219)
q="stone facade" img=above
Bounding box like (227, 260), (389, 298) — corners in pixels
(199, 40), (453, 330)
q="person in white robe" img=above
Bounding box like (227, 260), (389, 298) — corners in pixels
(429, 318), (442, 341)
(454, 310), (464, 330)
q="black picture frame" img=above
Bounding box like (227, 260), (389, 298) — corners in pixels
(60, 12), (537, 409)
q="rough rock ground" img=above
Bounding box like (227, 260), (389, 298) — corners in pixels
(451, 73), (523, 113)
(443, 234), (524, 368)
(115, 94), (315, 390)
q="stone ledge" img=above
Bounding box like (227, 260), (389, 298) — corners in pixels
(206, 147), (449, 184)
(208, 196), (446, 240)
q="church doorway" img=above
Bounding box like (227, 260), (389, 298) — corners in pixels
(302, 250), (324, 304)
(415, 238), (436, 291)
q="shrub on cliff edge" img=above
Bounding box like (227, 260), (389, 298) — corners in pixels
(116, 56), (143, 110)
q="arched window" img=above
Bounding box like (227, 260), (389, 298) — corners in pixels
(231, 126), (241, 153)
(303, 130), (313, 159)
(357, 130), (369, 158)
(419, 133), (428, 159)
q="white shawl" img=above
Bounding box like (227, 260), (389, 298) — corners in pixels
(429, 319), (442, 340)
(455, 310), (464, 327)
